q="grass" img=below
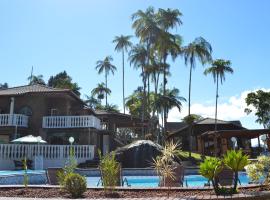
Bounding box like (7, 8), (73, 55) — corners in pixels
(178, 151), (211, 164)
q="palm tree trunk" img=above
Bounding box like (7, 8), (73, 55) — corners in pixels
(188, 65), (192, 158)
(215, 74), (219, 131)
(122, 50), (125, 114)
(163, 58), (167, 142)
(105, 72), (108, 106)
(147, 74), (150, 113)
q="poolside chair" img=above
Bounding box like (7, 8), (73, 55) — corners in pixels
(46, 167), (63, 185)
(159, 163), (185, 187)
(215, 168), (234, 186)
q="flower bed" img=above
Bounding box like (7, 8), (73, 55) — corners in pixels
(0, 185), (269, 199)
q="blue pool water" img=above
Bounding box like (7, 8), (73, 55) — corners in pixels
(0, 170), (251, 187)
(86, 172), (251, 188)
(0, 170), (45, 176)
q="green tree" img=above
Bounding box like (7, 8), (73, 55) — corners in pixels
(96, 104), (120, 113)
(0, 83), (8, 90)
(91, 82), (111, 105)
(28, 74), (46, 85)
(153, 88), (186, 143)
(245, 90), (270, 129)
(113, 35), (133, 114)
(48, 71), (81, 96)
(95, 56), (116, 106)
(182, 37), (212, 157)
(204, 59), (233, 131)
(84, 95), (100, 109)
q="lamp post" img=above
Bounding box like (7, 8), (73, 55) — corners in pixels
(69, 136), (74, 146)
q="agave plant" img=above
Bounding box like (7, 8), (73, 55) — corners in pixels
(199, 157), (223, 193)
(223, 150), (249, 192)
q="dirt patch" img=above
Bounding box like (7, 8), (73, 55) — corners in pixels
(0, 186), (268, 199)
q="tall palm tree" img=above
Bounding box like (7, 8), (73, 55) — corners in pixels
(95, 56), (116, 106)
(129, 44), (148, 136)
(182, 37), (212, 157)
(91, 82), (111, 105)
(113, 35), (132, 114)
(204, 59), (233, 131)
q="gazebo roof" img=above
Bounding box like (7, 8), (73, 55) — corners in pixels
(201, 129), (270, 139)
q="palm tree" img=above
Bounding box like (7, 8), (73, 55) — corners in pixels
(113, 35), (132, 114)
(28, 74), (45, 85)
(129, 44), (148, 136)
(91, 82), (111, 105)
(204, 59), (233, 131)
(182, 37), (212, 157)
(153, 88), (186, 143)
(85, 95), (99, 109)
(95, 56), (116, 106)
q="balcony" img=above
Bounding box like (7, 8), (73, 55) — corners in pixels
(0, 114), (29, 127)
(42, 115), (101, 129)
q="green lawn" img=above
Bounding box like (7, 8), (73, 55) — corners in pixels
(178, 151), (211, 163)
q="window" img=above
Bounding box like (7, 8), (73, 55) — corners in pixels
(19, 106), (33, 116)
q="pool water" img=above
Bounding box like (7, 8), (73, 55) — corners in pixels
(0, 170), (45, 176)
(86, 172), (251, 188)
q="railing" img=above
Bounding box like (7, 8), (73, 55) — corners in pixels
(0, 144), (95, 160)
(0, 114), (28, 127)
(42, 115), (101, 129)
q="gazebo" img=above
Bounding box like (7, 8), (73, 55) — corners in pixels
(199, 129), (270, 156)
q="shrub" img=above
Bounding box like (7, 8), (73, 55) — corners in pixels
(246, 155), (270, 184)
(199, 157), (223, 194)
(98, 151), (120, 191)
(223, 150), (249, 193)
(64, 173), (87, 198)
(199, 150), (249, 195)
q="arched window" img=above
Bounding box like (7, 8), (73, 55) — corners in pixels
(19, 106), (33, 116)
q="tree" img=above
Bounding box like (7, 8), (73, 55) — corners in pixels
(48, 71), (81, 96)
(91, 83), (111, 105)
(245, 90), (270, 129)
(182, 37), (212, 157)
(204, 59), (233, 131)
(0, 83), (8, 90)
(95, 56), (116, 106)
(84, 95), (100, 109)
(28, 74), (45, 85)
(153, 88), (186, 143)
(96, 104), (120, 113)
(113, 35), (133, 114)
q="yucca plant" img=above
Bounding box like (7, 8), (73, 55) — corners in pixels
(152, 141), (181, 197)
(199, 157), (223, 193)
(223, 150), (249, 192)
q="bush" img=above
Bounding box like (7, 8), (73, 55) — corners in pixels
(64, 173), (87, 198)
(99, 151), (120, 190)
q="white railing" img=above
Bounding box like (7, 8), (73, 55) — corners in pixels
(0, 114), (28, 127)
(0, 144), (95, 160)
(42, 115), (101, 129)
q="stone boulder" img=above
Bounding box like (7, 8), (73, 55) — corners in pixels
(114, 140), (162, 168)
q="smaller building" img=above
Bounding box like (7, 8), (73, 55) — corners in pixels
(167, 118), (269, 157)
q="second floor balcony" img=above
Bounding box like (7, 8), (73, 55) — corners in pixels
(0, 114), (29, 128)
(42, 115), (101, 129)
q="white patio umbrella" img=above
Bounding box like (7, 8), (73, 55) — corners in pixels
(11, 135), (47, 144)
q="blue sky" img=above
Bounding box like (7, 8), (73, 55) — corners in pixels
(0, 0), (269, 130)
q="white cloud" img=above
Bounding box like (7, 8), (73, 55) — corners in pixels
(167, 88), (270, 125)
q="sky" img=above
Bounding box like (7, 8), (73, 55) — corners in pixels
(0, 0), (269, 130)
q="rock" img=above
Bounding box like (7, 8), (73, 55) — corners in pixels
(114, 140), (162, 168)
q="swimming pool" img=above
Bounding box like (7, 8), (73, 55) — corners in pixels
(86, 172), (251, 188)
(0, 170), (45, 176)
